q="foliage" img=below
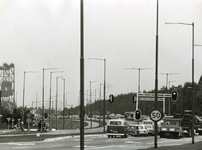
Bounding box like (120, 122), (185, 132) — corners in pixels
(64, 81), (202, 117)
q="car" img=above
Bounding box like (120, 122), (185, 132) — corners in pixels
(128, 124), (139, 136)
(136, 124), (149, 136)
(107, 119), (129, 138)
(160, 118), (184, 139)
(144, 124), (154, 135)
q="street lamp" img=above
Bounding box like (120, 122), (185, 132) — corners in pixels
(90, 81), (100, 128)
(125, 68), (152, 110)
(88, 58), (106, 132)
(49, 71), (63, 130)
(55, 76), (63, 129)
(42, 68), (57, 131)
(22, 71), (36, 124)
(160, 73), (179, 89)
(61, 78), (65, 129)
(165, 22), (194, 144)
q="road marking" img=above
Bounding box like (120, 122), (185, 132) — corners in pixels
(9, 143), (35, 146)
(84, 145), (124, 149)
(105, 140), (113, 142)
(52, 144), (63, 147)
(125, 141), (142, 144)
(12, 147), (28, 149)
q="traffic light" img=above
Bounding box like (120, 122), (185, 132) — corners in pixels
(135, 109), (141, 120)
(171, 90), (178, 101)
(109, 94), (114, 103)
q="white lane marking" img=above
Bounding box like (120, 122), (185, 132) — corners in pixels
(125, 141), (142, 144)
(74, 139), (93, 142)
(12, 147), (28, 149)
(52, 144), (63, 147)
(105, 140), (113, 142)
(85, 145), (124, 149)
(9, 143), (35, 146)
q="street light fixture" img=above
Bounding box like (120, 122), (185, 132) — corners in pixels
(159, 73), (179, 89)
(49, 71), (63, 129)
(125, 68), (152, 110)
(165, 22), (194, 144)
(88, 58), (106, 132)
(42, 68), (57, 131)
(55, 76), (63, 129)
(22, 71), (36, 124)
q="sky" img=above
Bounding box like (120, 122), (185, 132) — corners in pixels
(0, 0), (202, 110)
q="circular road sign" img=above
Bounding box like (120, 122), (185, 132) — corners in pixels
(26, 118), (32, 123)
(149, 109), (163, 122)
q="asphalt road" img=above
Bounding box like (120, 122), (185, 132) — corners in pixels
(1, 134), (202, 150)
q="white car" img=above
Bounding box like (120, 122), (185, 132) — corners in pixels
(136, 124), (149, 136)
(145, 124), (154, 135)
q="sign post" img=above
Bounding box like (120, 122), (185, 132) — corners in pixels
(11, 118), (15, 128)
(7, 117), (11, 129)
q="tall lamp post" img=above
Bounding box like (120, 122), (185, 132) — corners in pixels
(80, 0), (85, 148)
(165, 22), (194, 144)
(125, 68), (152, 110)
(22, 71), (36, 123)
(90, 81), (100, 128)
(55, 76), (63, 129)
(62, 78), (65, 129)
(88, 58), (106, 132)
(42, 68), (57, 131)
(49, 71), (63, 130)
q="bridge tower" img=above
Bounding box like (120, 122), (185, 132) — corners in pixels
(0, 63), (15, 104)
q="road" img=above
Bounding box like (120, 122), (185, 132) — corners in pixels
(1, 134), (202, 150)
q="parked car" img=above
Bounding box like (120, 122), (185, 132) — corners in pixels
(107, 119), (129, 138)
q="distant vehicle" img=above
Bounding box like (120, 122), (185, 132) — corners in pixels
(136, 124), (149, 136)
(115, 114), (122, 119)
(145, 124), (154, 136)
(125, 111), (135, 120)
(174, 110), (202, 136)
(107, 119), (129, 138)
(128, 124), (139, 136)
(142, 118), (162, 133)
(160, 117), (184, 139)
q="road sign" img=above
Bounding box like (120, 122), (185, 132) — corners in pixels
(138, 93), (171, 98)
(7, 117), (11, 122)
(26, 118), (32, 123)
(149, 109), (163, 122)
(26, 112), (31, 118)
(134, 97), (164, 101)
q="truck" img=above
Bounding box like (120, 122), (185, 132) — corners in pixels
(173, 110), (202, 137)
(160, 117), (184, 139)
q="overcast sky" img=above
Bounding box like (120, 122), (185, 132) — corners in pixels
(0, 0), (202, 109)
